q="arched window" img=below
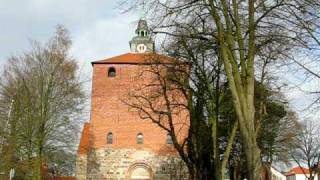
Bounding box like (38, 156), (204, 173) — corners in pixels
(141, 31), (145, 37)
(137, 133), (143, 144)
(167, 133), (173, 144)
(108, 67), (116, 77)
(107, 132), (113, 144)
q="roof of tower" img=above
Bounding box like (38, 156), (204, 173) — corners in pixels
(92, 53), (188, 65)
(136, 19), (149, 32)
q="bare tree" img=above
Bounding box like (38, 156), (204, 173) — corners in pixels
(123, 55), (197, 177)
(290, 120), (320, 180)
(120, 0), (320, 179)
(0, 25), (86, 179)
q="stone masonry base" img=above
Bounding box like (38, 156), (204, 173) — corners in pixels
(76, 148), (188, 180)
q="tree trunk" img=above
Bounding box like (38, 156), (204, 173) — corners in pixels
(245, 140), (262, 180)
(33, 141), (42, 180)
(33, 156), (41, 180)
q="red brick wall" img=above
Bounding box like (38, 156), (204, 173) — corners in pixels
(90, 63), (188, 155)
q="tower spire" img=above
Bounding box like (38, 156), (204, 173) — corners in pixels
(129, 19), (154, 53)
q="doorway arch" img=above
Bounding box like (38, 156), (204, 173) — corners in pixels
(126, 162), (153, 180)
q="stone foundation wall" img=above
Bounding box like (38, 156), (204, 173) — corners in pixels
(76, 155), (88, 180)
(76, 148), (188, 180)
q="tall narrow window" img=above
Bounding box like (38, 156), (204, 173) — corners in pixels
(137, 133), (143, 144)
(108, 67), (116, 77)
(167, 133), (173, 144)
(107, 132), (113, 144)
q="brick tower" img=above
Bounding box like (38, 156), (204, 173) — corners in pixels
(76, 20), (189, 180)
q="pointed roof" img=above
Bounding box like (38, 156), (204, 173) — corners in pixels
(77, 122), (91, 155)
(92, 53), (187, 65)
(135, 19), (149, 33)
(285, 166), (310, 176)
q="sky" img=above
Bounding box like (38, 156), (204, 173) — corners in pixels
(0, 0), (143, 124)
(0, 0), (138, 76)
(1, 0), (320, 172)
(1, 0), (319, 118)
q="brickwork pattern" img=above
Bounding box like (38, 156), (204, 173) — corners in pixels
(90, 64), (188, 153)
(76, 61), (189, 179)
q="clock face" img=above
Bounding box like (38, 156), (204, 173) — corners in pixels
(137, 44), (147, 53)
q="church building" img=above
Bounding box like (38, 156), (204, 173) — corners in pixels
(76, 19), (189, 180)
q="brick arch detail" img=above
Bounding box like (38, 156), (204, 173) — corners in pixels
(125, 161), (153, 180)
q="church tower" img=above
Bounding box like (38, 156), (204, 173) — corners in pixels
(76, 19), (189, 180)
(129, 19), (155, 53)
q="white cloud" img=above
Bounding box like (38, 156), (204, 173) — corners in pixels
(1, 0), (318, 123)
(0, 0), (139, 116)
(71, 13), (138, 76)
(70, 12), (138, 98)
(277, 58), (320, 121)
(0, 0), (138, 65)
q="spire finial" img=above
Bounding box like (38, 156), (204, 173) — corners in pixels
(139, 1), (146, 20)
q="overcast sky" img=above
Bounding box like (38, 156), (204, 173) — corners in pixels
(0, 0), (319, 121)
(0, 0), (138, 75)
